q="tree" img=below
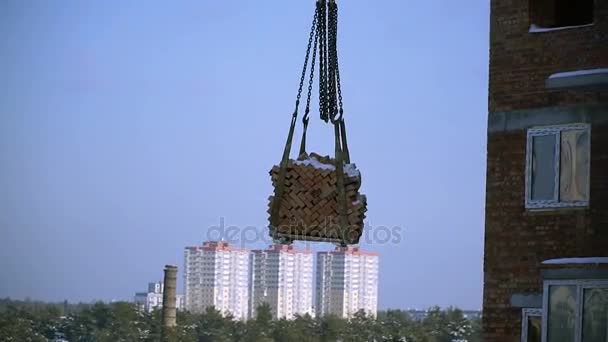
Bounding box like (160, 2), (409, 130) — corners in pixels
(465, 315), (482, 342)
(173, 309), (197, 342)
(421, 306), (451, 342)
(291, 313), (318, 342)
(107, 302), (140, 341)
(377, 309), (416, 342)
(343, 310), (382, 342)
(444, 307), (472, 341)
(140, 309), (162, 342)
(65, 306), (98, 341)
(195, 306), (236, 342)
(316, 314), (346, 342)
(0, 298), (486, 342)
(270, 318), (293, 342)
(246, 303), (274, 342)
(0, 306), (47, 342)
(231, 319), (248, 341)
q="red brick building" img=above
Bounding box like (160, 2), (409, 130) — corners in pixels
(483, 0), (608, 341)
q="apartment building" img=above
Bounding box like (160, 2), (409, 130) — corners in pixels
(316, 246), (378, 318)
(250, 244), (314, 319)
(184, 241), (249, 320)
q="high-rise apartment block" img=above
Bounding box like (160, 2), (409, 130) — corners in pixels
(316, 246), (378, 318)
(183, 241), (379, 320)
(250, 244), (314, 319)
(184, 241), (249, 320)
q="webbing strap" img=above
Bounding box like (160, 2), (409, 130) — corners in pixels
(333, 121), (350, 246)
(298, 114), (309, 157)
(270, 110), (299, 231)
(339, 119), (350, 164)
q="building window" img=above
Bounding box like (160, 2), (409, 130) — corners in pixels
(530, 0), (594, 29)
(525, 124), (590, 209)
(542, 280), (608, 342)
(522, 308), (543, 342)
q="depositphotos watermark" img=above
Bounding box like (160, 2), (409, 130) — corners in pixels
(205, 217), (403, 246)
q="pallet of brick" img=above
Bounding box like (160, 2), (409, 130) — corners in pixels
(268, 152), (367, 244)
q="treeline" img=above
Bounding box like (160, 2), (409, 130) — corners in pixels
(0, 298), (481, 342)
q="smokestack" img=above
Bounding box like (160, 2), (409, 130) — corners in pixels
(161, 265), (178, 341)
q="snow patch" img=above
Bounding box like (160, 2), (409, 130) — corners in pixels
(294, 157), (361, 178)
(344, 163), (360, 178)
(294, 158), (336, 171)
(548, 68), (608, 79)
(542, 257), (608, 265)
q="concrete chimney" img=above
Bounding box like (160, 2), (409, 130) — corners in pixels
(161, 265), (178, 341)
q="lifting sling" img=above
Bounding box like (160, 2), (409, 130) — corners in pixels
(268, 0), (364, 246)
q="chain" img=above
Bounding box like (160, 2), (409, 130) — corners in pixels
(303, 10), (319, 123)
(318, 0), (329, 122)
(327, 1), (344, 122)
(294, 0), (344, 123)
(295, 8), (319, 111)
(333, 3), (344, 118)
(327, 1), (337, 122)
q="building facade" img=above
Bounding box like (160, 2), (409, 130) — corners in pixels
(250, 244), (314, 319)
(134, 281), (185, 313)
(184, 241), (249, 320)
(316, 246), (378, 318)
(483, 0), (608, 341)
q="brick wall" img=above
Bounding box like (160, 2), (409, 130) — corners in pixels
(482, 124), (608, 341)
(489, 0), (608, 113)
(485, 2), (608, 340)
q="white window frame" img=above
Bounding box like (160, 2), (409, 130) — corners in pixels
(522, 308), (543, 342)
(525, 123), (591, 209)
(541, 279), (608, 342)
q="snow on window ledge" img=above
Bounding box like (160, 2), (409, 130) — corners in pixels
(529, 23), (593, 33)
(545, 67), (608, 89)
(548, 68), (608, 79)
(542, 257), (608, 265)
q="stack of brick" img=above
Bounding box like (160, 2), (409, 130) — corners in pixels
(268, 152), (367, 243)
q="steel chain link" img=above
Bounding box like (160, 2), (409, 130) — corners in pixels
(327, 1), (335, 122)
(295, 7), (319, 111)
(294, 0), (344, 123)
(333, 3), (344, 118)
(318, 0), (329, 122)
(303, 4), (321, 123)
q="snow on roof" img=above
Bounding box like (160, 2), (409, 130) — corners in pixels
(548, 68), (608, 79)
(529, 23), (593, 33)
(542, 257), (608, 265)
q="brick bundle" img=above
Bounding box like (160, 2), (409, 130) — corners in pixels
(268, 152), (367, 244)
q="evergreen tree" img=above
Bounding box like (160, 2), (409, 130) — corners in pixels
(316, 314), (346, 342)
(0, 298), (485, 342)
(0, 305), (47, 342)
(246, 303), (274, 342)
(195, 306), (236, 342)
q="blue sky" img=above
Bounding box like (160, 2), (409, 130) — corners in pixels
(0, 0), (489, 309)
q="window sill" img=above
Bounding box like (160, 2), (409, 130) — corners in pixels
(529, 23), (594, 33)
(525, 202), (588, 211)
